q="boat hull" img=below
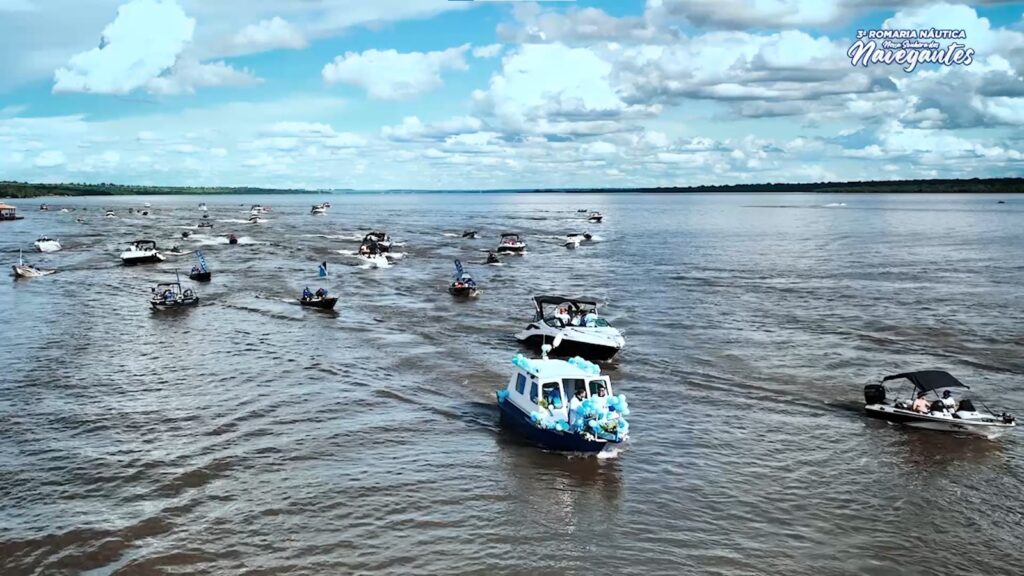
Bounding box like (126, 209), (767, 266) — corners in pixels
(189, 271), (212, 282)
(299, 297), (338, 310)
(496, 396), (615, 453)
(121, 254), (165, 266)
(516, 333), (621, 361)
(449, 286), (478, 298)
(150, 297), (200, 310)
(497, 245), (525, 254)
(12, 265), (55, 278)
(865, 404), (1016, 439)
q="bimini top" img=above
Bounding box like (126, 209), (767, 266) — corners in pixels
(130, 239), (158, 249)
(882, 370), (969, 392)
(500, 232), (521, 238)
(533, 295), (599, 310)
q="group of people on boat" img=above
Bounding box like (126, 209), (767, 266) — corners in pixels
(909, 390), (959, 415)
(302, 287), (329, 301)
(554, 305), (599, 328)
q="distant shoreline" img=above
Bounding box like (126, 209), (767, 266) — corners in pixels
(2, 178), (1021, 198)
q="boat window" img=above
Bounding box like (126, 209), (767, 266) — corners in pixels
(530, 382), (539, 403)
(588, 379), (610, 396)
(515, 374), (526, 395)
(563, 378), (587, 398)
(541, 382), (563, 408)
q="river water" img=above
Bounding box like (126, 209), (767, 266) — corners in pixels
(1, 192), (1022, 575)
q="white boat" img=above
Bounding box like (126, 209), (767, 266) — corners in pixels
(150, 275), (199, 310)
(565, 232), (593, 249)
(864, 371), (1016, 440)
(11, 251), (56, 278)
(515, 296), (625, 361)
(249, 204), (264, 216)
(496, 232), (526, 254)
(358, 253), (390, 268)
(248, 215), (263, 224)
(311, 203), (328, 215)
(34, 237), (62, 253)
(362, 231), (392, 251)
(198, 203), (208, 211)
(120, 239), (165, 265)
(105, 210), (116, 218)
(144, 202), (151, 208)
(588, 211), (604, 223)
(496, 347), (630, 453)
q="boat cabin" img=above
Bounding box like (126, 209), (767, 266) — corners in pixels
(531, 295), (609, 328)
(500, 232), (522, 243)
(503, 356), (613, 423)
(129, 239), (158, 251)
(0, 203), (23, 221)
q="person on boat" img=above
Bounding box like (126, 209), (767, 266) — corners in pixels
(593, 384), (609, 411)
(163, 289), (174, 302)
(315, 288), (327, 298)
(941, 390), (957, 412)
(191, 265), (200, 275)
(912, 393), (931, 414)
(568, 386), (587, 425)
(303, 287), (313, 300)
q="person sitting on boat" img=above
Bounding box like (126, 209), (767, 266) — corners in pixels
(555, 307), (571, 326)
(163, 290), (175, 302)
(315, 288), (327, 298)
(191, 265), (200, 275)
(303, 287), (313, 300)
(568, 386), (587, 425)
(940, 390), (957, 412)
(582, 311), (598, 327)
(912, 393), (931, 414)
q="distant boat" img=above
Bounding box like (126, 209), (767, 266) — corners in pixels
(496, 232), (526, 254)
(34, 237), (62, 253)
(143, 202), (151, 208)
(188, 250), (211, 282)
(120, 239), (165, 265)
(228, 234), (238, 245)
(311, 203), (328, 215)
(462, 230), (478, 239)
(105, 210), (116, 218)
(299, 287), (338, 310)
(0, 203), (24, 221)
(11, 250), (55, 278)
(198, 203), (208, 211)
(588, 211), (604, 223)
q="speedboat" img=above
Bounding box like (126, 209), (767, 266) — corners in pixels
(188, 250), (211, 282)
(34, 237), (62, 253)
(565, 232), (592, 249)
(228, 234), (238, 245)
(448, 259), (478, 298)
(362, 231), (392, 251)
(248, 215), (263, 224)
(144, 202), (151, 208)
(11, 251), (56, 278)
(198, 220), (213, 228)
(105, 210), (116, 218)
(462, 230), (478, 239)
(311, 203), (328, 215)
(496, 232), (526, 254)
(166, 245), (189, 256)
(515, 296), (625, 361)
(198, 203), (208, 211)
(120, 240), (165, 265)
(357, 241), (390, 268)
(496, 347), (630, 453)
(39, 204), (49, 211)
(577, 209), (588, 213)
(588, 211), (604, 223)
(60, 208), (69, 213)
(181, 231), (192, 239)
(299, 288), (338, 310)
(864, 370), (1016, 439)
(485, 252), (501, 265)
(150, 276), (199, 310)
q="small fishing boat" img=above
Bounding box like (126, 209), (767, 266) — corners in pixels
(462, 230), (478, 239)
(34, 237), (62, 253)
(588, 211), (604, 223)
(515, 296), (626, 361)
(496, 347), (630, 453)
(448, 259), (479, 298)
(11, 251), (56, 278)
(864, 371), (1016, 439)
(150, 273), (199, 310)
(496, 232), (526, 254)
(120, 239), (165, 265)
(228, 234), (238, 245)
(311, 203), (328, 215)
(188, 250), (211, 282)
(198, 220), (213, 228)
(485, 252), (501, 265)
(299, 287), (338, 310)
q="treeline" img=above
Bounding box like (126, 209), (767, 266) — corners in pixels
(546, 178), (1023, 194)
(0, 181), (309, 198)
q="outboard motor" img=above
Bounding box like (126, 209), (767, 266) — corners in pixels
(864, 384), (886, 405)
(1003, 413), (1016, 425)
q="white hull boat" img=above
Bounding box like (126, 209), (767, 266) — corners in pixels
(12, 251), (55, 278)
(34, 238), (62, 253)
(120, 240), (166, 266)
(515, 296), (625, 361)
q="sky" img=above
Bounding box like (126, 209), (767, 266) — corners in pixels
(0, 0), (1022, 190)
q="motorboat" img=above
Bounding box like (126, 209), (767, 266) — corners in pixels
(564, 232), (593, 250)
(864, 371), (1016, 439)
(588, 211), (604, 223)
(462, 230), (478, 239)
(166, 245), (189, 256)
(248, 214), (263, 224)
(198, 220), (214, 229)
(60, 208), (69, 213)
(496, 232), (526, 254)
(141, 210), (149, 216)
(448, 259), (478, 298)
(150, 275), (199, 310)
(39, 204), (49, 211)
(356, 240), (390, 267)
(496, 348), (630, 453)
(144, 202), (151, 208)
(485, 252), (501, 265)
(11, 251), (55, 278)
(249, 204), (265, 216)
(311, 203), (328, 215)
(515, 296), (626, 361)
(34, 237), (62, 253)
(181, 231), (192, 239)
(0, 203), (24, 221)
(577, 209), (588, 213)
(188, 250), (211, 282)
(120, 239), (165, 265)
(362, 231), (392, 252)
(228, 234), (238, 245)
(299, 287), (338, 310)
(198, 203), (208, 211)
(105, 210), (116, 218)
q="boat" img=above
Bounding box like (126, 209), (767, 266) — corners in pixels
(60, 208), (69, 213)
(120, 239), (165, 265)
(34, 237), (62, 253)
(864, 371), (1016, 439)
(462, 230), (478, 239)
(588, 211), (604, 223)
(0, 203), (24, 221)
(564, 232), (593, 250)
(228, 234), (238, 245)
(75, 218), (85, 224)
(144, 202), (151, 208)
(198, 220), (213, 228)
(150, 274), (199, 310)
(448, 259), (479, 297)
(105, 210), (116, 218)
(577, 209), (588, 213)
(39, 204), (49, 211)
(188, 250), (211, 282)
(249, 204), (264, 215)
(199, 203), (208, 211)
(181, 230), (192, 239)
(997, 200), (1006, 204)
(299, 287), (338, 310)
(141, 210), (149, 216)
(166, 245), (189, 256)
(311, 203), (328, 215)
(11, 251), (55, 278)
(248, 215), (263, 224)
(496, 348), (630, 453)
(362, 231), (392, 251)
(496, 232), (526, 254)
(515, 296), (626, 361)
(485, 252), (501, 265)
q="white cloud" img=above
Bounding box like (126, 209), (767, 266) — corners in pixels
(322, 45), (470, 100)
(34, 150), (66, 167)
(381, 115), (484, 142)
(472, 44), (503, 59)
(145, 58), (260, 95)
(53, 0), (195, 94)
(230, 16), (306, 53)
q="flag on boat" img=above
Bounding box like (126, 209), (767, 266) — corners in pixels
(319, 261), (328, 277)
(195, 249), (209, 273)
(454, 259), (464, 277)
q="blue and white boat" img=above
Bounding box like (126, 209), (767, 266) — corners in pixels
(496, 345), (630, 453)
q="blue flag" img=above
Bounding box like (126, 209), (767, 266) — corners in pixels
(195, 250), (209, 273)
(454, 259), (464, 277)
(318, 262), (328, 277)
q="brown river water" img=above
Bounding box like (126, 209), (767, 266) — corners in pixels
(1, 192), (1023, 575)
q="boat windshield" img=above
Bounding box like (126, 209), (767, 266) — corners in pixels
(540, 381), (565, 408)
(587, 378), (612, 396)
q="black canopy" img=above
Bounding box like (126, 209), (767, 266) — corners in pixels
(532, 295), (599, 311)
(882, 370), (969, 392)
(500, 232), (520, 238)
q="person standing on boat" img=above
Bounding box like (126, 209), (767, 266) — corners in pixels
(593, 384), (609, 411)
(941, 390), (957, 412)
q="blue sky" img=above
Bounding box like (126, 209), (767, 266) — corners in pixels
(0, 0), (1022, 189)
